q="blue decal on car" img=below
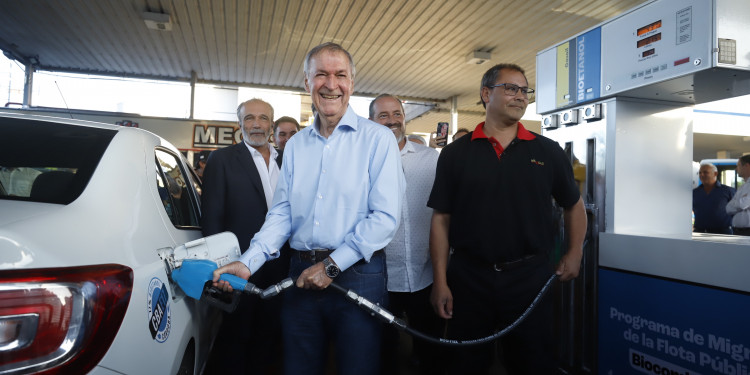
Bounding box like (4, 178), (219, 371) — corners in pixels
(147, 277), (171, 343)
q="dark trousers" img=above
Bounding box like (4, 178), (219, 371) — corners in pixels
(381, 286), (446, 375)
(733, 227), (750, 236)
(281, 251), (387, 375)
(204, 249), (289, 374)
(445, 252), (557, 375)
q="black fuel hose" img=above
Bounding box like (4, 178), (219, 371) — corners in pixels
(323, 273), (559, 347)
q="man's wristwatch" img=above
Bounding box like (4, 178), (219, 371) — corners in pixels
(322, 257), (340, 279)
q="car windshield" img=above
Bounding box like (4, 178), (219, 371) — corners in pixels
(0, 116), (116, 204)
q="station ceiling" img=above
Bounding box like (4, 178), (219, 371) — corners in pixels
(0, 0), (650, 126)
(1, 0), (746, 159)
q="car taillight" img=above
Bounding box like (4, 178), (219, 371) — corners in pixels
(0, 264), (132, 374)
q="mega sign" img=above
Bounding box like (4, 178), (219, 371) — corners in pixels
(193, 124), (242, 148)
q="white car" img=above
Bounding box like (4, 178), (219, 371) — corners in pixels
(0, 112), (226, 374)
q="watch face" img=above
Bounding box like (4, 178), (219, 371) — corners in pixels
(324, 259), (340, 278)
(326, 264), (340, 278)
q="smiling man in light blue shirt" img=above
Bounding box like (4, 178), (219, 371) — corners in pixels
(213, 42), (404, 375)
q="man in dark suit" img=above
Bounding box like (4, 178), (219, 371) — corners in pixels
(201, 98), (289, 374)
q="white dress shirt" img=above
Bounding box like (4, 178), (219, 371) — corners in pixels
(386, 141), (439, 292)
(244, 142), (279, 209)
(727, 179), (750, 227)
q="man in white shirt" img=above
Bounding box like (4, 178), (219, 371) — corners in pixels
(200, 98), (288, 374)
(369, 94), (443, 375)
(727, 154), (750, 236)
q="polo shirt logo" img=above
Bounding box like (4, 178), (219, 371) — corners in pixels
(531, 159), (545, 166)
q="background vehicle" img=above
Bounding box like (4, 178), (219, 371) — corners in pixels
(0, 112), (220, 374)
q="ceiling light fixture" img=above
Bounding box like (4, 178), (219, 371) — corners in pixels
(466, 50), (491, 65)
(143, 12), (172, 31)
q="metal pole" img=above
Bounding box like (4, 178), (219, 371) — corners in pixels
(450, 95), (458, 140)
(189, 71), (197, 119)
(23, 63), (34, 108)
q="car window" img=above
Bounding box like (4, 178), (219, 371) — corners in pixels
(155, 149), (200, 228)
(186, 160), (203, 198)
(0, 117), (115, 204)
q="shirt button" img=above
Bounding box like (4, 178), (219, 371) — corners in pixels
(325, 145), (331, 149)
(322, 169), (326, 173)
(318, 194), (323, 199)
(315, 221), (320, 226)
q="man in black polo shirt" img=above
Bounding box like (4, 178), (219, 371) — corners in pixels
(428, 63), (587, 375)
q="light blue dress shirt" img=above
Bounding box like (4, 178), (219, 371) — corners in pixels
(239, 106), (405, 272)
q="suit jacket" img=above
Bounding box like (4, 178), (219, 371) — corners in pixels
(200, 142), (288, 288)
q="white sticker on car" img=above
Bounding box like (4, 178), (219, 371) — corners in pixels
(147, 277), (172, 343)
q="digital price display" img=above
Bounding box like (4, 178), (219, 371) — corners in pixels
(642, 48), (655, 58)
(637, 33), (661, 48)
(637, 20), (662, 36)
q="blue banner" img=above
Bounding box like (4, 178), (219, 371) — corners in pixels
(574, 28), (601, 105)
(598, 268), (750, 375)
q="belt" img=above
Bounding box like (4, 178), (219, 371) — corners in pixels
(294, 249), (333, 263)
(293, 249), (384, 264)
(453, 251), (545, 272)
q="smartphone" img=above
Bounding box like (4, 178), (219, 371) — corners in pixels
(436, 122), (449, 147)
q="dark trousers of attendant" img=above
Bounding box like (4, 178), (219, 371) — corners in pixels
(281, 251), (387, 375)
(445, 252), (557, 375)
(381, 285), (446, 375)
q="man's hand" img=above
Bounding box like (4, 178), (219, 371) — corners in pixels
(211, 261), (251, 292)
(296, 262), (332, 290)
(556, 249), (583, 282)
(430, 282), (453, 319)
(428, 132), (447, 149)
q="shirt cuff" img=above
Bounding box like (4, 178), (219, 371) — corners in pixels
(330, 243), (362, 271)
(239, 248), (267, 275)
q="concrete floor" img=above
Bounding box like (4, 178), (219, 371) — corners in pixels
(352, 330), (507, 375)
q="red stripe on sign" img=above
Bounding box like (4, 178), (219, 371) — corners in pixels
(674, 57), (690, 66)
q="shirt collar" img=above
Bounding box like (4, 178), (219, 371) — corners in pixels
(401, 139), (415, 155)
(471, 121), (536, 141)
(244, 141), (278, 159)
(310, 105), (358, 137)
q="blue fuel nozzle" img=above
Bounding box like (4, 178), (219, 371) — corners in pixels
(171, 259), (257, 312)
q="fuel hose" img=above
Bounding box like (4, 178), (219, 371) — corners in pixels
(259, 273), (559, 347)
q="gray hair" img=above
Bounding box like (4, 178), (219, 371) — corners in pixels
(236, 98), (274, 122)
(303, 42), (356, 79)
(699, 162), (717, 173)
(369, 94), (404, 120)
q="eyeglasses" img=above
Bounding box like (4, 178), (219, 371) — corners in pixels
(488, 83), (535, 97)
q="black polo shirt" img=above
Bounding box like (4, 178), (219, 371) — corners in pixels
(427, 122), (580, 264)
